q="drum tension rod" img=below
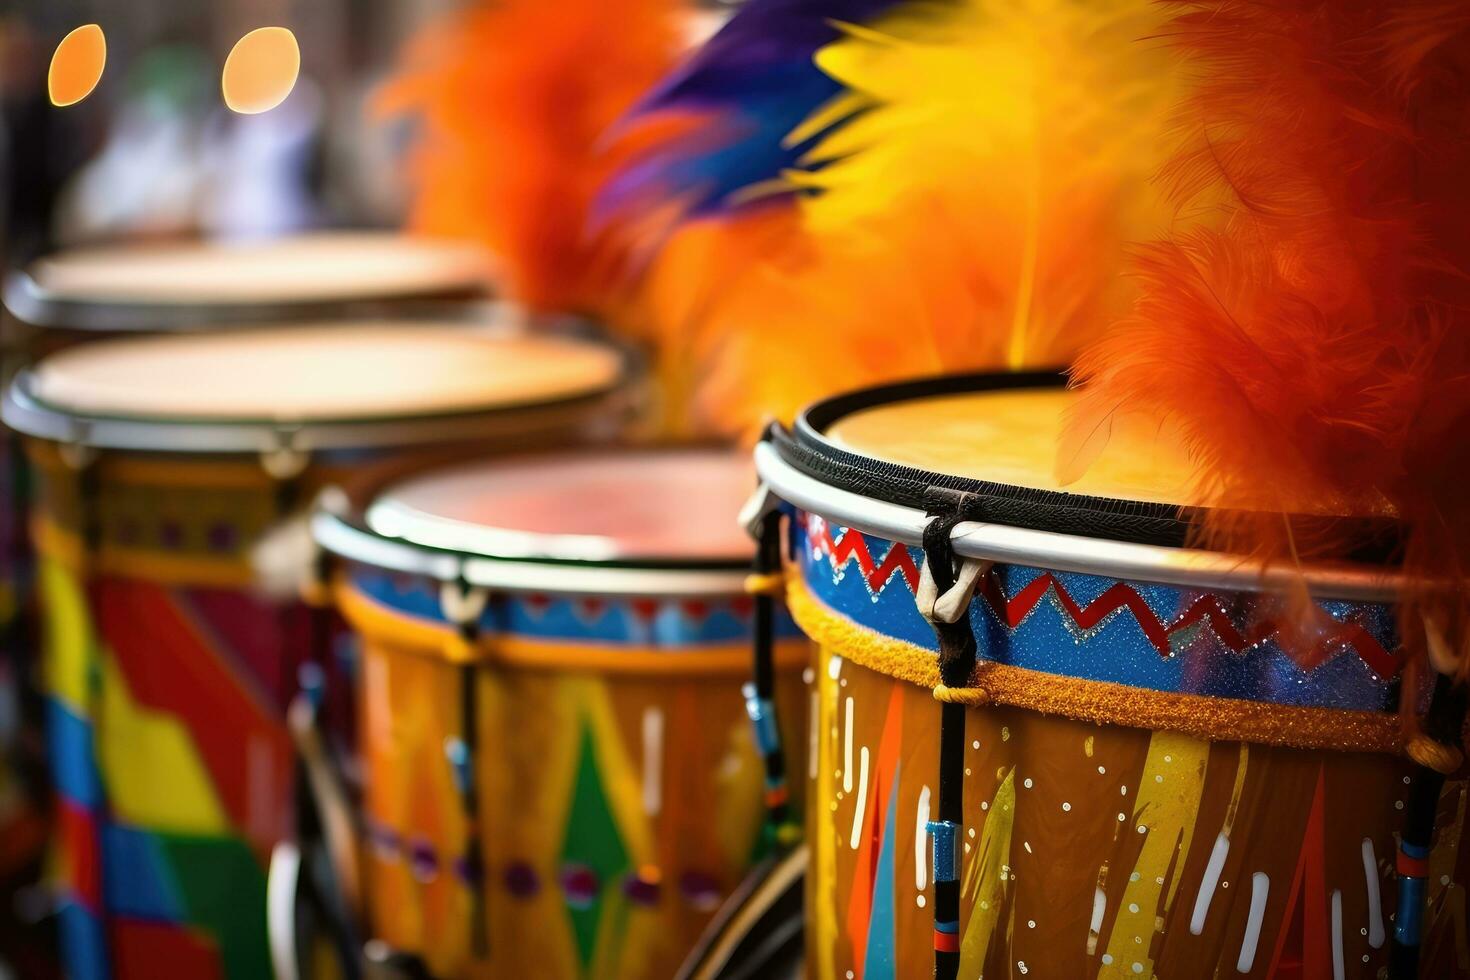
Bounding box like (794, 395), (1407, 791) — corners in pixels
(440, 575), (491, 959)
(741, 483), (799, 849)
(920, 487), (988, 980)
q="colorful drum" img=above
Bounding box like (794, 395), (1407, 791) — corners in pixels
(313, 447), (809, 979)
(752, 373), (1467, 979)
(0, 231), (495, 950)
(2, 322), (630, 980)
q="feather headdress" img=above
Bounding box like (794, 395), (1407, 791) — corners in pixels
(606, 0), (1191, 437)
(1063, 1), (1470, 668)
(382, 0), (684, 315)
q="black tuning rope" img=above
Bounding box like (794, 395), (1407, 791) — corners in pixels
(747, 507), (797, 849)
(1390, 671), (1467, 979)
(447, 581), (489, 960)
(920, 488), (985, 980)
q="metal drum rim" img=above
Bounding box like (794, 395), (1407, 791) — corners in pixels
(0, 327), (641, 455)
(756, 441), (1403, 603)
(312, 509), (752, 597)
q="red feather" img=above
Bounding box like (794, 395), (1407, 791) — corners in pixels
(1064, 1), (1470, 667)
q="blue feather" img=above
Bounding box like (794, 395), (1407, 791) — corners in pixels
(599, 0), (902, 221)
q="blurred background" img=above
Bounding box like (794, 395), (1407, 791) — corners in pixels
(0, 0), (463, 270)
(0, 5), (476, 977)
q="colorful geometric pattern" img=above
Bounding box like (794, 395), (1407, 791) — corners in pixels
(41, 554), (288, 980)
(792, 512), (1400, 712)
(350, 563), (803, 646)
(807, 646), (1470, 980)
(351, 580), (810, 979)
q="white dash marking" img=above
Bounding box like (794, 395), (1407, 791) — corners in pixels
(642, 707), (664, 815)
(849, 747), (870, 850)
(1362, 838), (1385, 948)
(1238, 872), (1270, 973)
(808, 690), (819, 780)
(1191, 832), (1231, 935)
(1088, 884), (1106, 952)
(915, 785), (932, 892)
(1331, 889), (1345, 980)
(843, 697), (855, 793)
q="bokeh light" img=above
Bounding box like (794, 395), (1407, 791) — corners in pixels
(221, 27), (300, 114)
(48, 24), (107, 107)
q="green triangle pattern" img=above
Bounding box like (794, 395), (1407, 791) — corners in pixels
(559, 724), (630, 970)
(157, 832), (271, 980)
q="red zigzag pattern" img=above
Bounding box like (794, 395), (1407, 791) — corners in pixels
(800, 517), (1397, 679)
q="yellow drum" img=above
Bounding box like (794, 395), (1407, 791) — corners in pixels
(2, 322), (628, 980)
(314, 448), (809, 979)
(749, 373), (1467, 979)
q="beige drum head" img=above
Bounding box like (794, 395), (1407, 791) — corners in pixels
(25, 323), (624, 424)
(826, 387), (1198, 507)
(21, 232), (490, 308)
(367, 448), (755, 564)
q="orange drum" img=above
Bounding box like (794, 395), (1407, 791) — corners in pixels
(313, 448), (809, 979)
(745, 373), (1467, 980)
(3, 321), (629, 980)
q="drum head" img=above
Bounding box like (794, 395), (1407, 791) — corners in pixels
(3, 322), (631, 452)
(6, 232), (492, 331)
(783, 372), (1395, 551)
(366, 447), (756, 566)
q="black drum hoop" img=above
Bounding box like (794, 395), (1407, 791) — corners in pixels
(780, 370), (1402, 560)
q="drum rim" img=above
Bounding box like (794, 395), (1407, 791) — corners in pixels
(757, 440), (1403, 601)
(312, 445), (757, 596)
(785, 369), (1400, 560)
(313, 510), (752, 596)
(3, 267), (489, 334)
(0, 326), (640, 454)
(3, 233), (493, 332)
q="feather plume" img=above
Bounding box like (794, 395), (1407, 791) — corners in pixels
(1063, 1), (1470, 666)
(381, 0), (684, 315)
(598, 0), (900, 229)
(612, 0), (1189, 436)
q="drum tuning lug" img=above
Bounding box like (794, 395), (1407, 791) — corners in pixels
(739, 483), (780, 539)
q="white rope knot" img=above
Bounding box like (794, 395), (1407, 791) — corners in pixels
(439, 581), (490, 626)
(738, 482), (780, 540)
(917, 555), (991, 625)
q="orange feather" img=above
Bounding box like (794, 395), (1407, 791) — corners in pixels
(1064, 1), (1470, 665)
(381, 0), (684, 316)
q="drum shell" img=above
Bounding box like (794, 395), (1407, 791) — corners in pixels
(26, 436), (588, 980)
(335, 563), (810, 980)
(785, 510), (1468, 980)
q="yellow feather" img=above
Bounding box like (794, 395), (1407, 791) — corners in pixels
(640, 0), (1193, 438)
(793, 0), (1188, 368)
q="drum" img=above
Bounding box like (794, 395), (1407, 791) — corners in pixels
(2, 321), (630, 980)
(749, 373), (1467, 979)
(3, 232), (492, 340)
(0, 231), (494, 938)
(313, 447), (810, 979)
